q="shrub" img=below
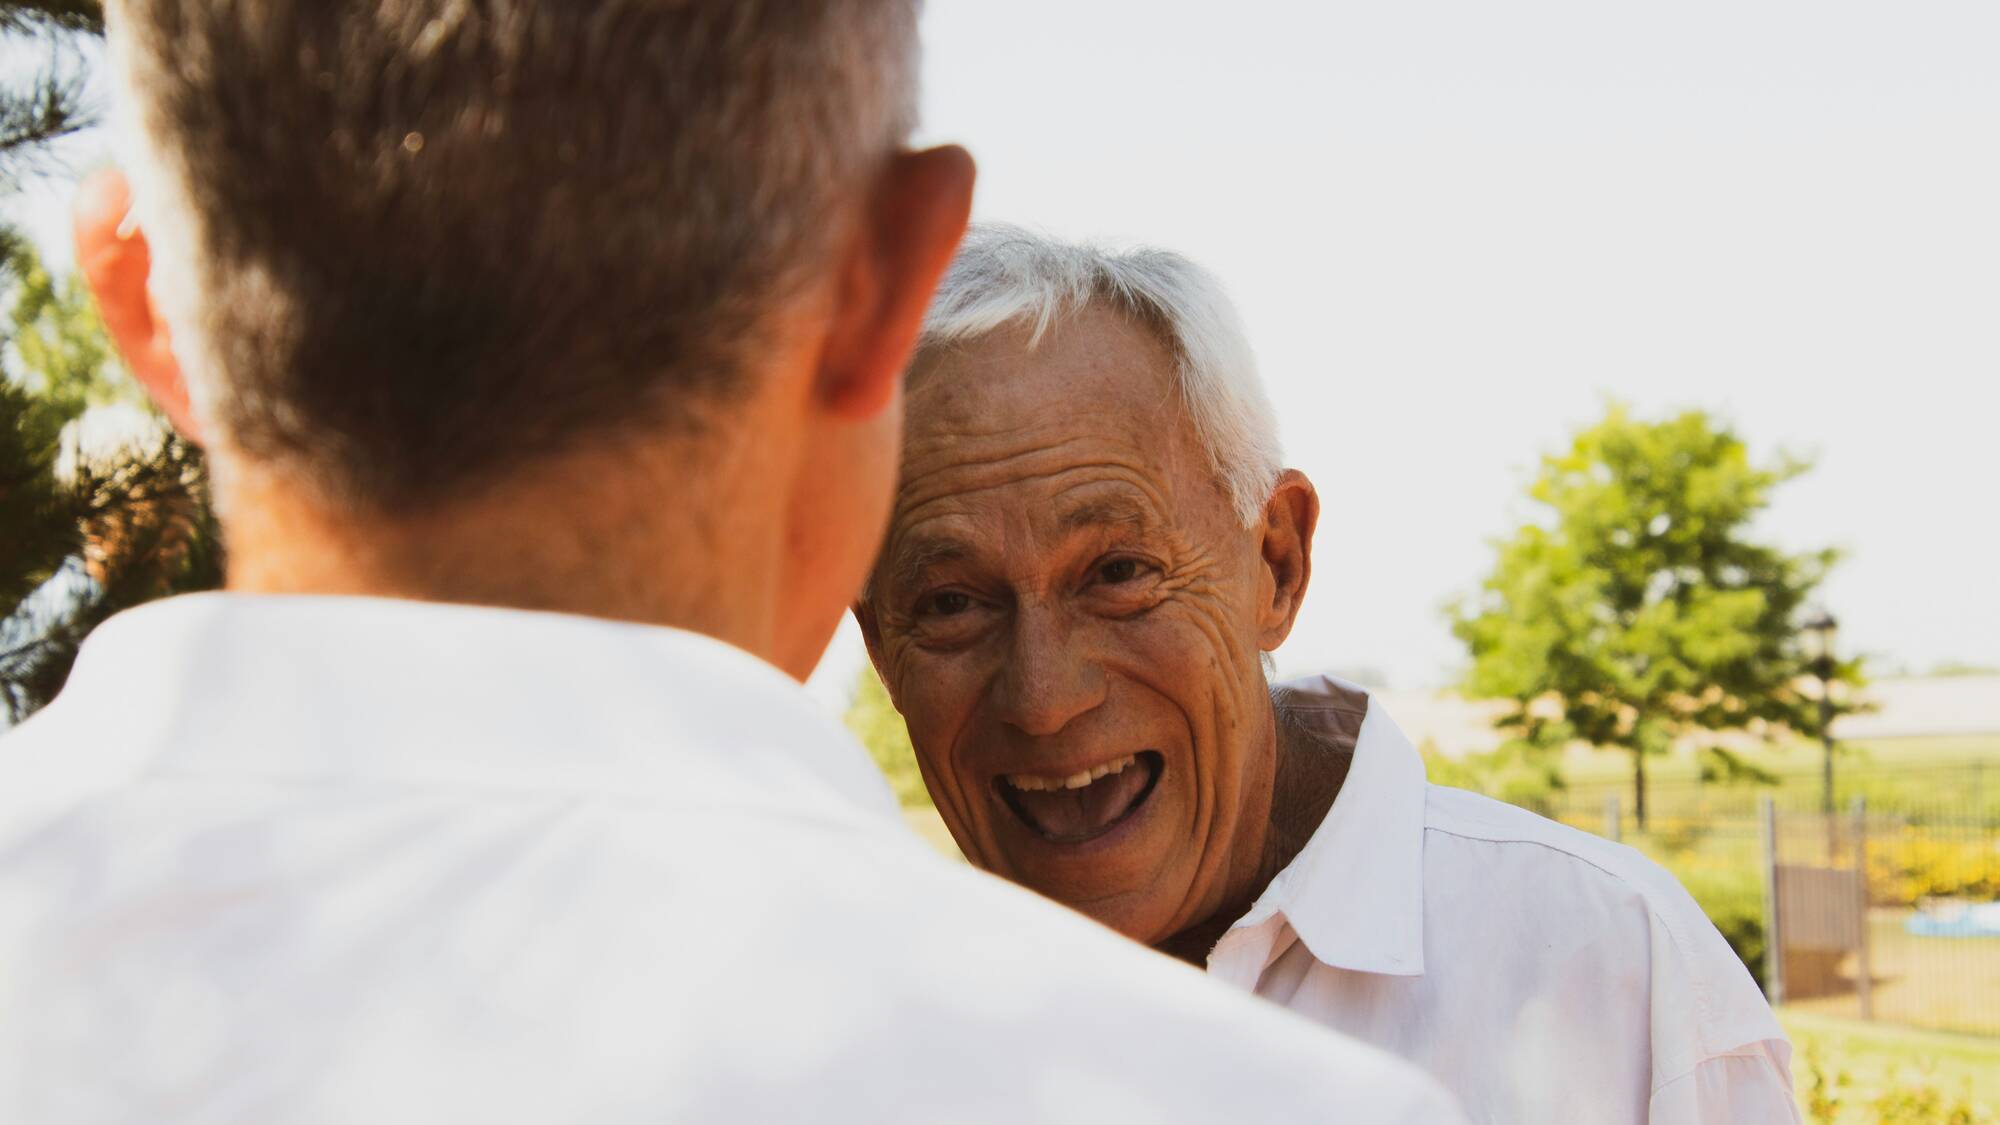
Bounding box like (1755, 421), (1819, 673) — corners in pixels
(1799, 1040), (1988, 1124)
(844, 668), (931, 809)
(1867, 829), (2000, 907)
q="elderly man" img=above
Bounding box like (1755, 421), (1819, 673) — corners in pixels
(0, 6), (1463, 1122)
(859, 225), (1800, 1123)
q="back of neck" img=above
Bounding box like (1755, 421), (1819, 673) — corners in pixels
(216, 434), (789, 658)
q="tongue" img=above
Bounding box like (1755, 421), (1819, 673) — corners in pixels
(1012, 762), (1153, 842)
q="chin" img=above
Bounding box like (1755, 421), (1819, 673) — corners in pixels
(966, 747), (1201, 941)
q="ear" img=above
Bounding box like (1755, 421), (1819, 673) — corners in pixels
(73, 168), (202, 442)
(815, 145), (976, 419)
(1256, 469), (1319, 651)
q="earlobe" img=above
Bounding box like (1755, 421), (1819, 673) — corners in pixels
(1257, 469), (1320, 650)
(817, 144), (976, 420)
(72, 167), (202, 442)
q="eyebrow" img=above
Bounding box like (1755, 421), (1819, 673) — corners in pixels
(885, 537), (970, 595)
(1057, 496), (1154, 536)
(882, 497), (1158, 595)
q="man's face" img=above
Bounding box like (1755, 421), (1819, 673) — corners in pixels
(863, 306), (1277, 944)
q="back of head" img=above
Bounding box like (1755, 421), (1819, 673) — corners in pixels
(108, 0), (918, 513)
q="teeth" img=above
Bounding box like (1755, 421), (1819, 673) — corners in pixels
(1006, 753), (1139, 793)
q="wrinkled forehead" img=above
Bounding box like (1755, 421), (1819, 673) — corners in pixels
(878, 305), (1239, 590)
(900, 304), (1197, 491)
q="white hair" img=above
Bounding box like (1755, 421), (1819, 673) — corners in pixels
(914, 224), (1283, 527)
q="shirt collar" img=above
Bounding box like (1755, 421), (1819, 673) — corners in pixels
(1224, 674), (1429, 977)
(43, 592), (901, 827)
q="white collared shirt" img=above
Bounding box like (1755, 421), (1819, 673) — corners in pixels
(1208, 676), (1799, 1125)
(0, 596), (1463, 1124)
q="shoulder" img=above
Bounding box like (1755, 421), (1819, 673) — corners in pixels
(0, 702), (160, 857)
(801, 831), (1461, 1119)
(0, 781), (1462, 1123)
(1419, 783), (1727, 958)
(1418, 785), (1786, 1075)
(844, 832), (1456, 1080)
(1420, 785), (1701, 913)
(389, 798), (1464, 1121)
(582, 812), (1467, 1122)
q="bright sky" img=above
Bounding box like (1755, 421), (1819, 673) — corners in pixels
(904, 0), (2000, 690)
(8, 3), (1998, 698)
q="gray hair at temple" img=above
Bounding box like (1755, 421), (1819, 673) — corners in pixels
(912, 224), (1283, 527)
(106, 0), (920, 512)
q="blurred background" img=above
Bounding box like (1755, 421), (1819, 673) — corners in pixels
(3, 2), (1996, 1120)
(902, 0), (2000, 691)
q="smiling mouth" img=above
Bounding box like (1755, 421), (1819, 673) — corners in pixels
(996, 751), (1164, 844)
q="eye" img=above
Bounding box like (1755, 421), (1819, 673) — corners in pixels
(918, 590), (974, 617)
(1095, 557), (1144, 585)
(907, 586), (995, 650)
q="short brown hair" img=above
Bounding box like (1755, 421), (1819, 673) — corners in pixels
(111, 0), (917, 510)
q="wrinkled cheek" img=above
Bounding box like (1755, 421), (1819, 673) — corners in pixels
(913, 746), (985, 857)
(1140, 608), (1261, 927)
(898, 671), (1000, 865)
(1184, 709), (1239, 920)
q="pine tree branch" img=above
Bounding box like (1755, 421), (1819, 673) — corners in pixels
(0, 1), (103, 37)
(0, 64), (95, 180)
(0, 1), (105, 186)
(0, 431), (223, 724)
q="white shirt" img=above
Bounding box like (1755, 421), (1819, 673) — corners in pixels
(1208, 677), (1799, 1125)
(0, 596), (1463, 1124)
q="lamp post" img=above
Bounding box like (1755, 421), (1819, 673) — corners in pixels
(1802, 608), (1840, 816)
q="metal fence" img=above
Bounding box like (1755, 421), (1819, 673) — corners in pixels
(1517, 772), (2000, 1037)
(1769, 799), (1998, 1036)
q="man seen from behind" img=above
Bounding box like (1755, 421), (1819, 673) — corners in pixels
(0, 3), (1461, 1122)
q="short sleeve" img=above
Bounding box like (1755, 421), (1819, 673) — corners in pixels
(1647, 1041), (1801, 1124)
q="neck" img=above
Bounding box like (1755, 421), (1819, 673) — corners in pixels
(1154, 690), (1351, 965)
(216, 427), (797, 665)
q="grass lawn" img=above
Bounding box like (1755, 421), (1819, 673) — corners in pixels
(1556, 734), (2000, 821)
(1564, 734), (2000, 782)
(1783, 1009), (2000, 1122)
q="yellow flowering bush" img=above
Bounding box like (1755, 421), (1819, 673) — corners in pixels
(1867, 829), (2000, 907)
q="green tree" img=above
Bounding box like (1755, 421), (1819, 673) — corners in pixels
(1449, 405), (1863, 828)
(0, 0), (220, 725)
(2, 239), (221, 725)
(1, 2), (103, 239)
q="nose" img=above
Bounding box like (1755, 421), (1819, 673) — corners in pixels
(992, 604), (1106, 738)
